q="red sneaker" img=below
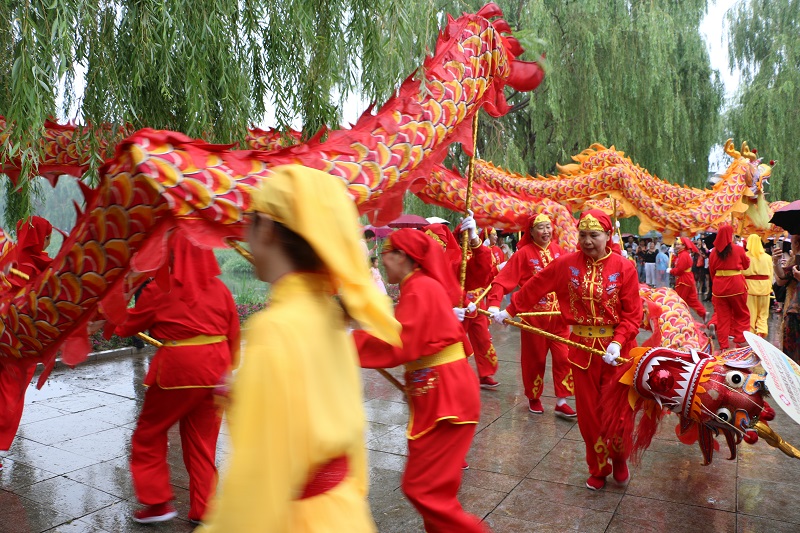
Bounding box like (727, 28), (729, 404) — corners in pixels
(612, 460), (629, 484)
(462, 461), (470, 470)
(528, 399), (543, 414)
(554, 403), (577, 418)
(585, 475), (606, 491)
(133, 503), (177, 524)
(479, 376), (500, 389)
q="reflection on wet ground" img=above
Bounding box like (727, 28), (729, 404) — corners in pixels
(2, 307), (799, 532)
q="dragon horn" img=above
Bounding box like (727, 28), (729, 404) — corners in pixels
(724, 138), (741, 159)
(740, 141), (758, 161)
(753, 421), (800, 460)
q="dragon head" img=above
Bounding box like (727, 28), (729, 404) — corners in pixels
(617, 345), (784, 465)
(724, 138), (773, 198)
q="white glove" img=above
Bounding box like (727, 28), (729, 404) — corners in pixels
(497, 261), (507, 271)
(466, 302), (477, 314)
(453, 307), (466, 322)
(459, 210), (478, 240)
(612, 233), (620, 244)
(491, 309), (511, 325)
(483, 238), (491, 247)
(603, 342), (621, 366)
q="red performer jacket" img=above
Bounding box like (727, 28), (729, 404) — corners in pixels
(709, 246), (750, 297)
(488, 245), (505, 276)
(354, 270), (481, 439)
(506, 250), (642, 367)
(115, 279), (240, 389)
(463, 243), (494, 306)
(669, 250), (695, 289)
(486, 241), (563, 312)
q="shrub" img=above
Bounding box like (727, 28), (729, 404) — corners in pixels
(222, 255), (254, 274)
(386, 283), (400, 305)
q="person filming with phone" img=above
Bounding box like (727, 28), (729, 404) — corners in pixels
(773, 235), (800, 363)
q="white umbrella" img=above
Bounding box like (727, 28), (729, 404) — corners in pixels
(425, 216), (450, 225)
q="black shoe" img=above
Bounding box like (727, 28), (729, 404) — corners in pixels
(132, 337), (145, 349)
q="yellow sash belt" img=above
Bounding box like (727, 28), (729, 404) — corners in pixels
(405, 342), (465, 372)
(571, 325), (615, 338)
(715, 270), (742, 277)
(162, 335), (227, 347)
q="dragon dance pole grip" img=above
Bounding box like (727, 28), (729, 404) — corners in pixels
(471, 284), (492, 308)
(136, 332), (163, 348)
(227, 239), (255, 265)
(377, 369), (405, 392)
(459, 113), (480, 305)
(477, 308), (629, 362)
(753, 420), (800, 460)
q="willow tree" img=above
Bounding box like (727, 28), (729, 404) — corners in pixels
(0, 0), (445, 229)
(726, 0), (800, 201)
(460, 0), (724, 190)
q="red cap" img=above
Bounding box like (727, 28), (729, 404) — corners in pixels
(576, 209), (612, 232)
(387, 229), (462, 306)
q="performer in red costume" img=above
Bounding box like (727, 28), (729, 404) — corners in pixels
(486, 213), (575, 416)
(669, 237), (708, 321)
(425, 220), (499, 388)
(708, 224), (750, 349)
(354, 229), (487, 533)
(481, 227), (505, 273)
(491, 210), (642, 491)
(113, 231), (239, 524)
(0, 216), (55, 470)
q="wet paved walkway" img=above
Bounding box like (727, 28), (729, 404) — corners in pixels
(2, 310), (800, 532)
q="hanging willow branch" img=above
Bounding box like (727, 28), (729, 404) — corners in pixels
(0, 0), (445, 227)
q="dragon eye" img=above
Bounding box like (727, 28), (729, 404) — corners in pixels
(716, 408), (732, 422)
(726, 371), (745, 388)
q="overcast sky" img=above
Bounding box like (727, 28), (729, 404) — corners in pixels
(701, 0), (741, 101)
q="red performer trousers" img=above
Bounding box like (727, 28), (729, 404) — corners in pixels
(462, 312), (498, 378)
(712, 293), (750, 349)
(131, 385), (222, 520)
(675, 282), (706, 320)
(571, 349), (624, 478)
(0, 359), (37, 450)
(404, 422), (488, 533)
(519, 315), (573, 400)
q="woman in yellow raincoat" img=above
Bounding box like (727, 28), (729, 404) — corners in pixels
(743, 233), (773, 338)
(198, 166), (401, 532)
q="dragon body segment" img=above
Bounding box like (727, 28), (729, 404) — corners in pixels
(0, 4), (542, 370)
(463, 142), (775, 241)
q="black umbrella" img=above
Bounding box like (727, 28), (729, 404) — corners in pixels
(770, 200), (800, 236)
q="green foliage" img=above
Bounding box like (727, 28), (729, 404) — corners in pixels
(726, 0), (800, 201)
(214, 248), (241, 270)
(0, 0), (745, 232)
(481, 0), (724, 187)
(0, 0), (448, 223)
(221, 254), (255, 275)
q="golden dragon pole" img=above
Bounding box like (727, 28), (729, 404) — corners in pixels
(478, 308), (629, 363)
(459, 114), (480, 306)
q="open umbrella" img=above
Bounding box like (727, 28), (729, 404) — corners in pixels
(770, 200), (800, 236)
(364, 225), (393, 239)
(387, 214), (429, 229)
